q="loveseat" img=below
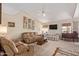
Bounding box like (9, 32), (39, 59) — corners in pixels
(21, 32), (44, 44)
(62, 31), (78, 42)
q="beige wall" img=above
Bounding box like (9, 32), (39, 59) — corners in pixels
(2, 11), (42, 39)
(43, 19), (73, 35)
(72, 18), (79, 37)
(43, 18), (79, 37)
(2, 8), (79, 39)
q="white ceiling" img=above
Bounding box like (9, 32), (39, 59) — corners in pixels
(2, 3), (79, 23)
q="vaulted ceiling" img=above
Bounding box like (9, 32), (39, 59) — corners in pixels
(2, 3), (79, 23)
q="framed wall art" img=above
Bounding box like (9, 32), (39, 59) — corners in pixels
(8, 22), (15, 27)
(28, 19), (32, 29)
(23, 16), (28, 28)
(23, 16), (35, 30)
(32, 20), (35, 30)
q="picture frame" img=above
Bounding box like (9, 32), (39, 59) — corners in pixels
(8, 22), (15, 27)
(28, 23), (32, 29)
(23, 16), (35, 30)
(28, 19), (32, 29)
(32, 20), (35, 30)
(23, 16), (28, 28)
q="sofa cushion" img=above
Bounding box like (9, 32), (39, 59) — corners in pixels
(0, 37), (18, 55)
(22, 32), (44, 44)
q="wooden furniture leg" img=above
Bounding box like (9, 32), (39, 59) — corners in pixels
(53, 47), (59, 56)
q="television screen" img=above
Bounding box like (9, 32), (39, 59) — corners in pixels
(49, 24), (57, 30)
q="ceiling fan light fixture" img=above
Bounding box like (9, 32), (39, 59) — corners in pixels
(42, 10), (46, 16)
(43, 13), (46, 16)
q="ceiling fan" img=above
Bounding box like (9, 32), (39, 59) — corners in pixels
(41, 5), (46, 17)
(42, 9), (46, 16)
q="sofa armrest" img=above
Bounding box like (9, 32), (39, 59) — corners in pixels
(15, 42), (34, 56)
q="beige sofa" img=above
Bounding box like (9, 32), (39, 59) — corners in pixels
(0, 37), (34, 56)
(21, 32), (44, 44)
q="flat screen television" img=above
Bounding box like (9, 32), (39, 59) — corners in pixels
(49, 24), (57, 30)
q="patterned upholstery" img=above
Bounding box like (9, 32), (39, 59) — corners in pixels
(62, 31), (78, 42)
(0, 37), (34, 56)
(22, 32), (44, 44)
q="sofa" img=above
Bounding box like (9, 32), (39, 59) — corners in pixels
(0, 37), (34, 56)
(21, 32), (44, 44)
(62, 31), (78, 42)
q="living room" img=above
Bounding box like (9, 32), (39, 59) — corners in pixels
(0, 3), (79, 56)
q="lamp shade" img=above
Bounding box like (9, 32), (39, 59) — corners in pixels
(0, 25), (7, 34)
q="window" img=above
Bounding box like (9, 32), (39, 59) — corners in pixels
(62, 23), (72, 33)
